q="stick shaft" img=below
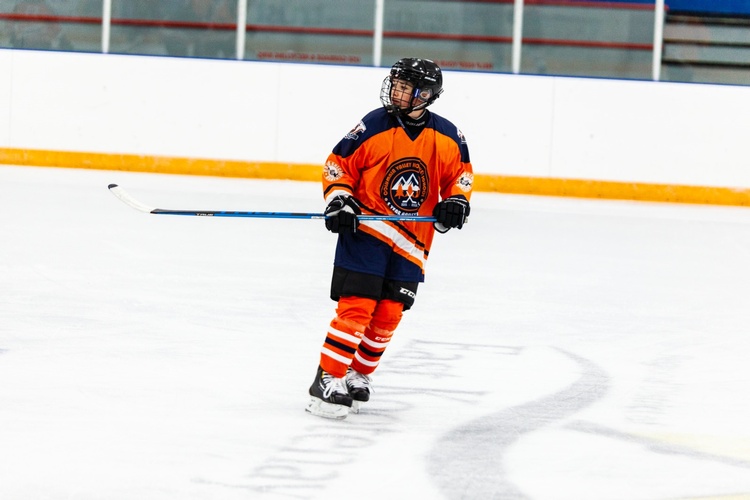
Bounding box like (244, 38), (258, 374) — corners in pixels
(108, 184), (437, 222)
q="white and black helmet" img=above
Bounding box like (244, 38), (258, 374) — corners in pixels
(380, 58), (444, 115)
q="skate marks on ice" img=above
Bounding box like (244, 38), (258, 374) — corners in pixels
(429, 349), (750, 500)
(195, 339), (521, 499)
(428, 349), (609, 500)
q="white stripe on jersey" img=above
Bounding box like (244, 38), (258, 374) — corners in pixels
(361, 220), (427, 268)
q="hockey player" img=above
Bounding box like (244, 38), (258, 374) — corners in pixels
(306, 58), (473, 419)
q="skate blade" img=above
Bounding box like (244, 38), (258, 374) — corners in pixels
(350, 400), (363, 414)
(305, 396), (349, 420)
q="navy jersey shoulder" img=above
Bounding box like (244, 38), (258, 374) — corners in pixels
(333, 108), (397, 159)
(427, 112), (471, 163)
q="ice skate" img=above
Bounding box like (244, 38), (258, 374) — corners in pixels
(306, 366), (352, 419)
(346, 368), (372, 414)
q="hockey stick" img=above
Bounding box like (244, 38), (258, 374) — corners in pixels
(107, 184), (437, 222)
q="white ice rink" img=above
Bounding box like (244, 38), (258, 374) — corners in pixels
(2, 164), (750, 500)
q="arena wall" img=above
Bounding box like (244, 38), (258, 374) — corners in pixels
(2, 48), (749, 204)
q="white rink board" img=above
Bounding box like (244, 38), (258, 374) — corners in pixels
(2, 48), (750, 187)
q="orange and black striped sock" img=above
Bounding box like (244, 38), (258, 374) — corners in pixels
(320, 316), (365, 377)
(319, 296), (378, 377)
(351, 299), (403, 375)
(351, 325), (393, 375)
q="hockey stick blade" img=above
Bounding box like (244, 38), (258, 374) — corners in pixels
(108, 183), (157, 213)
(107, 184), (436, 222)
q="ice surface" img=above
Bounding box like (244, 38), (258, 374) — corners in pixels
(2, 165), (750, 499)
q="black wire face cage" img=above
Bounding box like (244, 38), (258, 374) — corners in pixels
(380, 61), (443, 116)
(380, 76), (400, 113)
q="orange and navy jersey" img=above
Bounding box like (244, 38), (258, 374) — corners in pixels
(323, 107), (473, 281)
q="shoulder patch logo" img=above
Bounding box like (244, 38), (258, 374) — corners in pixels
(457, 172), (473, 193)
(380, 157), (429, 215)
(345, 120), (367, 140)
(324, 161), (344, 182)
(457, 128), (468, 144)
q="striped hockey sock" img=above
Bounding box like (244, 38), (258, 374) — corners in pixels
(320, 316), (365, 378)
(350, 298), (402, 374)
(351, 325), (393, 375)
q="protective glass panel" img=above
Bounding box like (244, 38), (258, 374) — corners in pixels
(244, 0), (374, 65)
(382, 0), (514, 73)
(522, 3), (655, 79)
(109, 0), (238, 58)
(1, 0), (749, 87)
(0, 0), (102, 52)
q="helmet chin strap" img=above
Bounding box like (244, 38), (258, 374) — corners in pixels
(405, 106), (427, 119)
(392, 96), (428, 117)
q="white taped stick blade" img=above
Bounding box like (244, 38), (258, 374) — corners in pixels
(305, 397), (349, 420)
(108, 184), (156, 213)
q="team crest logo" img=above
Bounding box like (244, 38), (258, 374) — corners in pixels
(324, 161), (344, 181)
(345, 120), (366, 140)
(457, 172), (473, 192)
(380, 157), (429, 214)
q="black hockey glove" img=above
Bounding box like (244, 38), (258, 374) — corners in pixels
(433, 195), (470, 233)
(324, 195), (362, 233)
